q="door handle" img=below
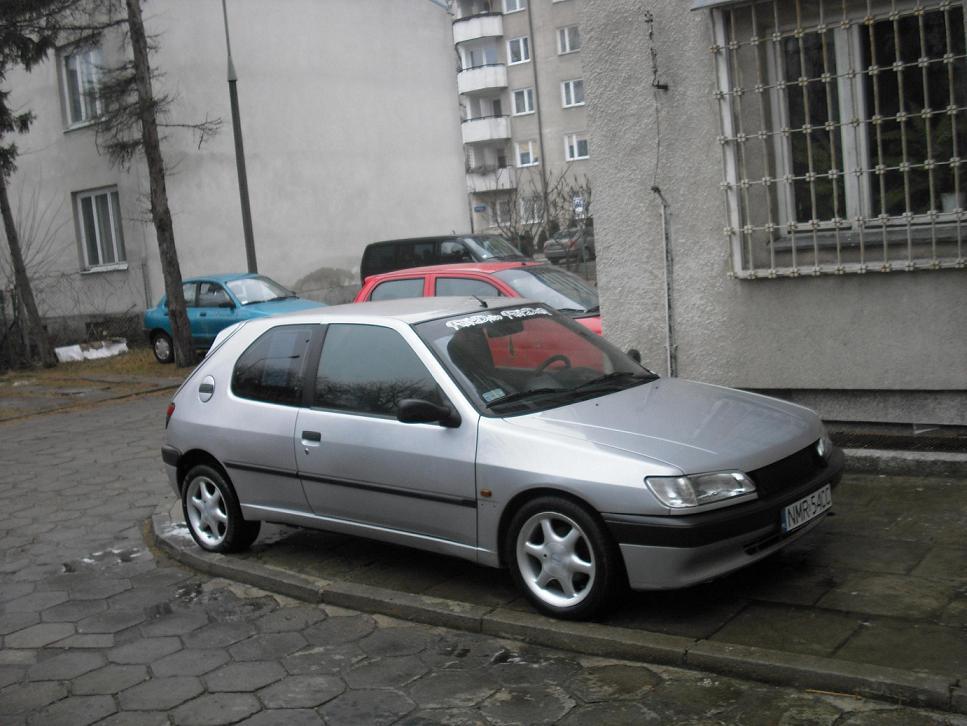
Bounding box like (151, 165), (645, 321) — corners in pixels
(199, 312), (207, 317)
(301, 430), (322, 442)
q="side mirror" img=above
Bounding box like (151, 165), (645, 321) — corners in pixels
(627, 348), (642, 364)
(397, 399), (461, 428)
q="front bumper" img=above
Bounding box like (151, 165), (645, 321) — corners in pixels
(605, 447), (844, 590)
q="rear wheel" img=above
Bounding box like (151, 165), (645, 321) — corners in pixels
(505, 496), (619, 620)
(152, 331), (174, 364)
(182, 464), (260, 553)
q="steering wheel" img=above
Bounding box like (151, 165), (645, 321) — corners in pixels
(535, 354), (572, 375)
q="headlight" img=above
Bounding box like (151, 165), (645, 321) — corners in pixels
(645, 471), (756, 509)
(816, 430), (834, 460)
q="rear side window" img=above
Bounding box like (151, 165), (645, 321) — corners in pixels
(363, 244), (396, 277)
(315, 324), (443, 416)
(435, 278), (502, 297)
(371, 278), (424, 301)
(232, 325), (315, 406)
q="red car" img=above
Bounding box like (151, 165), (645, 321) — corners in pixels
(354, 261), (602, 335)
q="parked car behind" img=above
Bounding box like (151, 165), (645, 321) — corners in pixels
(355, 261), (602, 334)
(143, 273), (324, 363)
(544, 226), (595, 264)
(360, 234), (529, 282)
(162, 297), (843, 620)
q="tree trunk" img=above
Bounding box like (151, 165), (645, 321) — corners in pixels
(125, 0), (192, 367)
(0, 176), (56, 368)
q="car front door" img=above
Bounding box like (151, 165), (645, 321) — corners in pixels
(294, 322), (478, 549)
(195, 281), (238, 345)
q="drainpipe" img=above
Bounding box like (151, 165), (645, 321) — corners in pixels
(525, 3), (549, 244)
(651, 185), (676, 377)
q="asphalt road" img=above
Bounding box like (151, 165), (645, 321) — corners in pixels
(0, 393), (962, 725)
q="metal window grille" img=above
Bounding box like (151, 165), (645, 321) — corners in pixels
(710, 0), (966, 278)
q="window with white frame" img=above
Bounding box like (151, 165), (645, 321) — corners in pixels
(75, 188), (126, 270)
(61, 46), (102, 126)
(503, 0), (525, 13)
(561, 79), (585, 107)
(512, 87), (535, 115)
(710, 0), (966, 278)
(564, 133), (589, 161)
(494, 198), (512, 226)
(516, 140), (538, 166)
(508, 36), (530, 64)
(520, 195), (544, 223)
(558, 26), (581, 54)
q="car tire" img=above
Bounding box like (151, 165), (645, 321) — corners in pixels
(152, 331), (174, 364)
(505, 496), (620, 620)
(181, 464), (261, 553)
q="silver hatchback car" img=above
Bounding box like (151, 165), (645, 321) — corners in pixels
(162, 297), (843, 619)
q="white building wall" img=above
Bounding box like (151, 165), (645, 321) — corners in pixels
(583, 0), (967, 425)
(4, 0), (468, 337)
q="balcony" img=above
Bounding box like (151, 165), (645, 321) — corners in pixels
(452, 12), (503, 45)
(457, 64), (507, 95)
(461, 115), (511, 144)
(467, 166), (517, 192)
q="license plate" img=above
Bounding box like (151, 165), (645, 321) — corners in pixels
(781, 484), (832, 533)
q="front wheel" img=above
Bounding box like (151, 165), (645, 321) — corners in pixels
(152, 331), (174, 364)
(181, 464), (260, 553)
(505, 496), (620, 620)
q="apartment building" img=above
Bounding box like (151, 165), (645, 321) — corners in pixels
(2, 0), (467, 340)
(451, 0), (590, 241)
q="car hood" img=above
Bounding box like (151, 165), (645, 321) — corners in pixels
(504, 378), (820, 474)
(245, 298), (325, 315)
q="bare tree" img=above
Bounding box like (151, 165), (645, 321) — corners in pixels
(89, 0), (221, 366)
(0, 0), (81, 367)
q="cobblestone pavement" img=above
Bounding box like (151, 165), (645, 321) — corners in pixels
(1, 394), (964, 725)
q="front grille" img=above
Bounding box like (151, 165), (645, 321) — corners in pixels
(748, 442), (826, 499)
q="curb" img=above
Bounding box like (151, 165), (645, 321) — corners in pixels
(149, 499), (963, 715)
(843, 448), (967, 478)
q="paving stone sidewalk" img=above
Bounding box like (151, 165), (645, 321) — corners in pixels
(1, 394), (965, 724)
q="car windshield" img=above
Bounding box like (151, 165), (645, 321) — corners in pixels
(225, 276), (293, 305)
(494, 266), (599, 315)
(415, 304), (656, 415)
(552, 228), (580, 241)
(460, 235), (526, 260)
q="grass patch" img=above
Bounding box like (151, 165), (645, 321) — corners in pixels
(0, 346), (179, 388)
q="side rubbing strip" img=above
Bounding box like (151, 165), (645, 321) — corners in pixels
(224, 461), (476, 509)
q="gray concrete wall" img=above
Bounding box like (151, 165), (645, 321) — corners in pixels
(3, 0), (468, 330)
(583, 0), (967, 425)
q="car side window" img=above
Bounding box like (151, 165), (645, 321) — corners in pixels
(231, 325), (315, 406)
(370, 278), (424, 301)
(440, 240), (473, 262)
(197, 283), (231, 308)
(315, 324), (443, 416)
(435, 278), (503, 298)
(174, 282), (196, 307)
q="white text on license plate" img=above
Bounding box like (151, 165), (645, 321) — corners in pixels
(781, 484), (832, 533)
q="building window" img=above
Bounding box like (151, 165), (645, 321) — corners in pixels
(508, 36), (530, 64)
(564, 133), (589, 161)
(75, 188), (126, 270)
(512, 88), (535, 115)
(495, 198), (512, 225)
(711, 0), (966, 278)
(520, 195), (544, 223)
(561, 79), (585, 107)
(61, 46), (102, 126)
(503, 0), (526, 13)
(558, 26), (581, 54)
(516, 140), (538, 167)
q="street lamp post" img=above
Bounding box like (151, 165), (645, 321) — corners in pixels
(221, 0), (258, 274)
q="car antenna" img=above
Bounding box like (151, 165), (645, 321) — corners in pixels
(472, 295), (488, 308)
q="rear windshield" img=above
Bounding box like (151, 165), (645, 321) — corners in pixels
(494, 267), (598, 315)
(460, 235), (526, 260)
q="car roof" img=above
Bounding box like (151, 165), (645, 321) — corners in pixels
(183, 272), (259, 284)
(364, 261), (544, 283)
(254, 295), (534, 327)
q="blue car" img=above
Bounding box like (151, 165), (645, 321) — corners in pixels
(143, 273), (325, 363)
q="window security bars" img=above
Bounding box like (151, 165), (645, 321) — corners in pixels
(710, 0), (966, 278)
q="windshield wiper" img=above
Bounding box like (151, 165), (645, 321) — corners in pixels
(568, 371), (657, 393)
(486, 387), (564, 408)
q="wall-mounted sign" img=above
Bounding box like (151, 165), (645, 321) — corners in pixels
(473, 204), (488, 213)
